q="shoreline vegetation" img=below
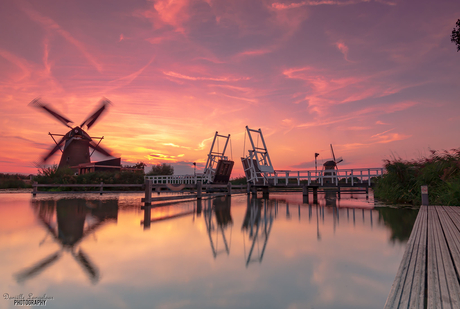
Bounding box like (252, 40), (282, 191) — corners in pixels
(374, 149), (460, 206)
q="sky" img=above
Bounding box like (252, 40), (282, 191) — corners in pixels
(1, 0), (459, 176)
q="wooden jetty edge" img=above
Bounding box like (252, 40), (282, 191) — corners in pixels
(384, 205), (460, 309)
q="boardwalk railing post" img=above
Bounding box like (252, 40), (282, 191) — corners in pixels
(421, 185), (429, 206)
(144, 179), (152, 205)
(197, 181), (202, 200)
(227, 182), (232, 196)
(33, 181), (37, 196)
(100, 182), (103, 195)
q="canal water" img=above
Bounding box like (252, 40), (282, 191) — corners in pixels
(0, 191), (417, 309)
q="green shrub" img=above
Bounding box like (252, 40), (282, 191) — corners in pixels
(374, 149), (460, 205)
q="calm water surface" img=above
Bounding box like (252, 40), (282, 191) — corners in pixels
(0, 191), (417, 309)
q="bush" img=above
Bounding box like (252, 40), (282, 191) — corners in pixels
(0, 173), (31, 189)
(374, 149), (460, 205)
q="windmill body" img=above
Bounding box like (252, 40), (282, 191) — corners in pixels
(322, 144), (343, 184)
(58, 128), (92, 168)
(30, 98), (115, 173)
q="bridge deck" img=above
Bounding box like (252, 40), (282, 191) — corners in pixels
(384, 206), (460, 309)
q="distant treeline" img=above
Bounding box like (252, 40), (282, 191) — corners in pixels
(34, 166), (145, 191)
(374, 149), (460, 206)
(0, 173), (31, 189)
(1, 162), (176, 192)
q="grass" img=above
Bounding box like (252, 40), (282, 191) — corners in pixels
(374, 149), (460, 205)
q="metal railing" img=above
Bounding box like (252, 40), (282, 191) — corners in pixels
(266, 168), (385, 186)
(144, 174), (204, 184)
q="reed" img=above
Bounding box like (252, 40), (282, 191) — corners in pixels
(374, 149), (460, 205)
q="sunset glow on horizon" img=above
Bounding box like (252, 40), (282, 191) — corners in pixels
(1, 0), (459, 175)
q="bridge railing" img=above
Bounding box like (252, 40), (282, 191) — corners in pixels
(144, 174), (204, 184)
(270, 168), (385, 186)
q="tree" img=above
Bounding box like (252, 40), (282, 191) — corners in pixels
(147, 163), (174, 175)
(452, 19), (460, 52)
(124, 162), (146, 170)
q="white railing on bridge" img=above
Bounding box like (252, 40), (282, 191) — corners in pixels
(144, 174), (203, 184)
(268, 168), (385, 186)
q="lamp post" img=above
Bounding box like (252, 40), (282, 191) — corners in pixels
(193, 162), (196, 176)
(315, 153), (319, 177)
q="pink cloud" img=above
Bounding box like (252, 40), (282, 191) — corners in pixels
(139, 0), (190, 34)
(335, 40), (351, 62)
(271, 0), (372, 10)
(19, 2), (103, 72)
(163, 71), (248, 82)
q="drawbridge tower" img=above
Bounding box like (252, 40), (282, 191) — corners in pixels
(203, 132), (234, 184)
(241, 126), (274, 185)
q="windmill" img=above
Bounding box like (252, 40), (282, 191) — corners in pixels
(323, 144), (343, 184)
(30, 98), (113, 171)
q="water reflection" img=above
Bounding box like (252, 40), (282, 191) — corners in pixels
(204, 196), (233, 258)
(16, 198), (118, 284)
(242, 197), (274, 266)
(0, 192), (420, 309)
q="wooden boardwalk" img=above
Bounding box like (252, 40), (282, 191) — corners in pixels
(384, 206), (460, 309)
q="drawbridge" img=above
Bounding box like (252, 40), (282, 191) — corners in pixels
(241, 126), (384, 187)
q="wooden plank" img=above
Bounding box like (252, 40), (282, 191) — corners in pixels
(409, 206), (427, 308)
(431, 206), (454, 309)
(427, 206), (442, 309)
(437, 207), (460, 307)
(384, 206), (424, 308)
(398, 206), (425, 308)
(386, 206), (460, 309)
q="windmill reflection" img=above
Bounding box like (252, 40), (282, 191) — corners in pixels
(15, 198), (118, 284)
(242, 197), (274, 267)
(204, 196), (233, 258)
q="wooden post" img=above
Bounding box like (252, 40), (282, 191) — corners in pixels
(262, 186), (269, 199)
(144, 179), (152, 205)
(196, 199), (202, 216)
(227, 182), (232, 196)
(100, 182), (103, 195)
(313, 187), (318, 204)
(302, 184), (308, 196)
(33, 181), (37, 196)
(246, 183), (250, 195)
(368, 169), (371, 186)
(143, 206), (151, 230)
(197, 181), (202, 200)
(421, 185), (429, 206)
(303, 185), (309, 204)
